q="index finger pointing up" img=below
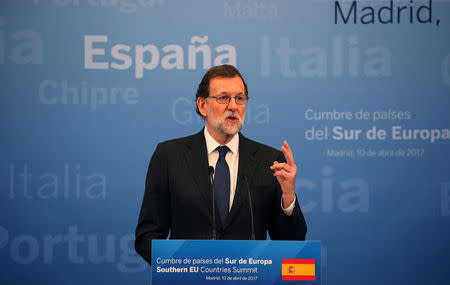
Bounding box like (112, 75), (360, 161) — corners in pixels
(281, 141), (295, 166)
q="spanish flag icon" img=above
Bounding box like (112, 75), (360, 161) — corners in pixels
(281, 259), (315, 281)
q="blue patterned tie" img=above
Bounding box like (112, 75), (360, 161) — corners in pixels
(215, 146), (230, 225)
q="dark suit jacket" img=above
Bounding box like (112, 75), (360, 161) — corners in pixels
(135, 129), (307, 264)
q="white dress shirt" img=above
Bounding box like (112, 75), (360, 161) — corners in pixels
(203, 127), (295, 215)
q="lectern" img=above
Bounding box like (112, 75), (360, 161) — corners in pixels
(152, 240), (321, 284)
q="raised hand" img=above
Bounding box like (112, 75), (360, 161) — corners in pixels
(270, 141), (297, 208)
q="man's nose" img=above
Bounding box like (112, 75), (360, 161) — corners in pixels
(227, 97), (238, 110)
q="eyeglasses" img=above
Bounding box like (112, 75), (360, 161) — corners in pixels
(207, 94), (249, 105)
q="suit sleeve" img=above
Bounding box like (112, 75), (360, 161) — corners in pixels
(268, 151), (307, 240)
(135, 143), (170, 265)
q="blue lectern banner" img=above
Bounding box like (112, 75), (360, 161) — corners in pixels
(152, 240), (321, 285)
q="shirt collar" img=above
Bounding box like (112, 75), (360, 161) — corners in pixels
(204, 127), (239, 156)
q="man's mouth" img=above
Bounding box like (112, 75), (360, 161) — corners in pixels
(226, 115), (238, 123)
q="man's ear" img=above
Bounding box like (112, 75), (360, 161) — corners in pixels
(197, 97), (207, 117)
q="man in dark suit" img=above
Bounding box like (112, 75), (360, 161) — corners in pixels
(135, 65), (307, 265)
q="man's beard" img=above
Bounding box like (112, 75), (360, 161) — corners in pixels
(207, 107), (245, 137)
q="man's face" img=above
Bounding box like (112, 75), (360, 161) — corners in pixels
(197, 76), (247, 142)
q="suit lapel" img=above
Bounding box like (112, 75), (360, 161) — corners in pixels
(183, 130), (214, 218)
(226, 133), (258, 227)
